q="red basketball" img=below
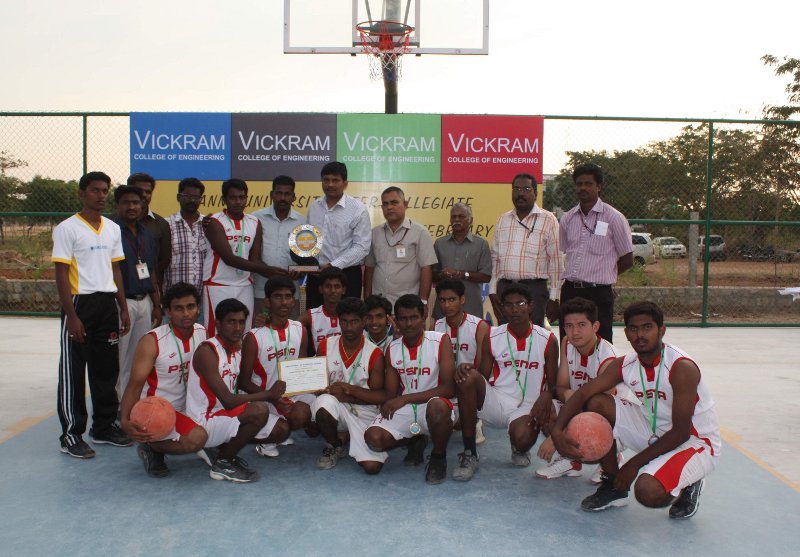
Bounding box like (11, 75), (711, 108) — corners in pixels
(130, 396), (176, 438)
(564, 411), (614, 462)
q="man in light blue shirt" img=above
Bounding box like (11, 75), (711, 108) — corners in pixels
(252, 175), (306, 319)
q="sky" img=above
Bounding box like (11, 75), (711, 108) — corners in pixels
(0, 0), (797, 179)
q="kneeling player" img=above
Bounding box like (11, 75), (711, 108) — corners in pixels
(312, 297), (389, 474)
(364, 295), (456, 484)
(120, 283), (209, 477)
(363, 294), (395, 353)
(551, 301), (720, 519)
(187, 299), (282, 483)
(452, 283), (558, 481)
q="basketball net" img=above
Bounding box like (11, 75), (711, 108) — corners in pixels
(357, 20), (413, 81)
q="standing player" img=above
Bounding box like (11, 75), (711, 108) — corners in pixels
(364, 295), (456, 484)
(239, 276), (312, 458)
(312, 298), (389, 474)
(203, 178), (284, 335)
(300, 266), (345, 354)
(451, 283), (558, 481)
(119, 283), (208, 477)
(363, 294), (395, 353)
(536, 297), (620, 481)
(551, 301), (720, 519)
(186, 299), (280, 483)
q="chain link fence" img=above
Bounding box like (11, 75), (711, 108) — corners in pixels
(1, 112), (798, 324)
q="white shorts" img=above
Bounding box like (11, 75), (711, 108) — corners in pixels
(203, 284), (254, 336)
(311, 394), (387, 463)
(478, 379), (533, 431)
(613, 396), (718, 495)
(200, 403), (281, 448)
(369, 398), (455, 441)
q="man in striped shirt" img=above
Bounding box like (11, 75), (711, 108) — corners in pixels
(164, 177), (207, 296)
(488, 173), (562, 328)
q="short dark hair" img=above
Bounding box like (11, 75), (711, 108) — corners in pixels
(215, 298), (249, 322)
(381, 186), (405, 199)
(114, 185), (143, 203)
(364, 294), (392, 316)
(127, 172), (156, 188)
(319, 266), (347, 288)
(560, 297), (598, 324)
(336, 297), (366, 319)
(265, 276), (296, 298)
(272, 175), (296, 190)
(435, 278), (465, 298)
(512, 173), (538, 193)
(178, 177), (205, 194)
(623, 301), (664, 328)
(79, 171), (111, 191)
(572, 163), (604, 185)
(162, 282), (200, 310)
(500, 283), (531, 304)
(321, 161), (347, 180)
(394, 294), (425, 317)
(221, 178), (248, 198)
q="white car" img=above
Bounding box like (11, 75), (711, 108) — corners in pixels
(653, 236), (687, 258)
(632, 232), (657, 266)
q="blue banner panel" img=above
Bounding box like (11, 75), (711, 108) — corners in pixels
(130, 112), (230, 180)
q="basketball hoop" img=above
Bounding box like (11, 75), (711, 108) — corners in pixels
(356, 20), (413, 81)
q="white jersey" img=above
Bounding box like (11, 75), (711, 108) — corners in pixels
(308, 305), (341, 352)
(142, 323), (207, 411)
(488, 323), (555, 404)
(619, 342), (721, 455)
(565, 335), (619, 391)
(319, 335), (383, 389)
(434, 312), (485, 366)
(386, 331), (447, 395)
(186, 336), (241, 422)
(364, 330), (392, 354)
(245, 320), (305, 390)
(202, 210), (259, 287)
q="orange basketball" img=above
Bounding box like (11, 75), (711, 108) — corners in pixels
(564, 411), (614, 462)
(130, 396), (176, 438)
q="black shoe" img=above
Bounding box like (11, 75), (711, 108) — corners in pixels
(137, 444), (170, 478)
(669, 479), (704, 519)
(209, 455), (258, 483)
(403, 435), (427, 466)
(425, 454), (447, 485)
(581, 475), (629, 511)
(59, 439), (96, 459)
(90, 424), (133, 447)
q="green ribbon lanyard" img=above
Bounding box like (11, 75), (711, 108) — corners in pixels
(637, 344), (666, 437)
(269, 324), (292, 364)
(451, 313), (465, 367)
(169, 325), (196, 391)
(505, 325), (535, 405)
(224, 213), (245, 275)
(345, 337), (365, 385)
(400, 337), (424, 424)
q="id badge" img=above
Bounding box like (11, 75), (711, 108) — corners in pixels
(136, 262), (150, 280)
(396, 245), (406, 258)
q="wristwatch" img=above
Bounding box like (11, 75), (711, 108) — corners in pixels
(464, 271), (470, 280)
(421, 300), (428, 305)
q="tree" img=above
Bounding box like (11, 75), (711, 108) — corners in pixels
(22, 176), (82, 214)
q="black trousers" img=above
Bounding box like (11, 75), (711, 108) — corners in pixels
(305, 265), (363, 309)
(497, 278), (549, 327)
(560, 281), (615, 343)
(57, 292), (120, 446)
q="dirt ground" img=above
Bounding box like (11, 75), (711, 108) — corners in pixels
(617, 257), (800, 288)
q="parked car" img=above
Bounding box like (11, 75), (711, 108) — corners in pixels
(653, 236), (687, 258)
(632, 232), (657, 266)
(698, 234), (726, 261)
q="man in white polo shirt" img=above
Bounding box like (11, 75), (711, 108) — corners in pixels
(52, 171), (132, 459)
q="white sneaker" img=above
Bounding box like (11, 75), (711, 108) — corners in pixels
(591, 452), (625, 484)
(279, 435), (295, 446)
(255, 443), (279, 458)
(475, 419), (486, 445)
(536, 456), (582, 479)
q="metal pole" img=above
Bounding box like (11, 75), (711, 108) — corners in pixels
(701, 123), (714, 327)
(383, 57), (398, 114)
(81, 114), (88, 175)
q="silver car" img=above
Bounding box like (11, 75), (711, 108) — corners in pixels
(653, 236), (687, 258)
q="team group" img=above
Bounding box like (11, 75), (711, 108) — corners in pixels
(52, 161), (720, 519)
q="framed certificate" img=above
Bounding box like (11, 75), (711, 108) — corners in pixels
(278, 357), (329, 396)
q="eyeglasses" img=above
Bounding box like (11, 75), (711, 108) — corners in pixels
(502, 300), (529, 309)
(511, 186), (535, 193)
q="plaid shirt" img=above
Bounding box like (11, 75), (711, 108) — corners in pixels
(489, 205), (563, 299)
(164, 212), (207, 292)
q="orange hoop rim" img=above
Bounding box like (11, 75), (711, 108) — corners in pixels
(356, 20), (413, 53)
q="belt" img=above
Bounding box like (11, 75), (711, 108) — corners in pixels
(563, 280), (610, 289)
(499, 278), (547, 284)
(126, 294), (148, 301)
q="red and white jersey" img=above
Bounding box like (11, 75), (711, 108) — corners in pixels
(565, 335), (619, 391)
(246, 320), (305, 390)
(307, 305), (341, 352)
(186, 336), (241, 421)
(386, 331), (448, 395)
(619, 342), (721, 455)
(202, 210), (259, 287)
(318, 335), (382, 389)
(434, 312), (485, 366)
(488, 323), (555, 404)
(142, 323), (207, 411)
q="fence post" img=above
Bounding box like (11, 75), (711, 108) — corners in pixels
(701, 122), (714, 327)
(688, 211), (699, 287)
(82, 114), (88, 175)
